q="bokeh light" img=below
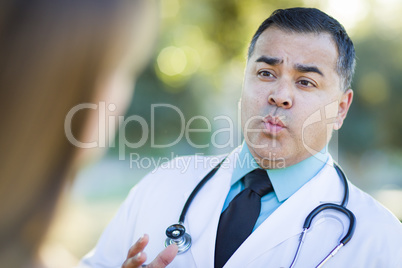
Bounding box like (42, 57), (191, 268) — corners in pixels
(358, 72), (390, 105)
(157, 46), (187, 76)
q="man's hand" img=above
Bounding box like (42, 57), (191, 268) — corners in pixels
(122, 234), (178, 268)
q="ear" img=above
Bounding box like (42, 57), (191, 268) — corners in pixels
(334, 89), (353, 130)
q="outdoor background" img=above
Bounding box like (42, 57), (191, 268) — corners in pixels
(41, 0), (402, 266)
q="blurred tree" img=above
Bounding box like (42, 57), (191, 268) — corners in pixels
(341, 20), (402, 153)
(110, 0), (307, 158)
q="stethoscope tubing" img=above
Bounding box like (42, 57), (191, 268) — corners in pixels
(165, 159), (356, 267)
(289, 163), (356, 267)
(178, 160), (224, 223)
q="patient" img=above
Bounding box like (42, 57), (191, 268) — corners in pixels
(0, 0), (157, 266)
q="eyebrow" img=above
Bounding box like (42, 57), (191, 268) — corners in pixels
(255, 55), (324, 77)
(255, 56), (283, 66)
(294, 63), (324, 77)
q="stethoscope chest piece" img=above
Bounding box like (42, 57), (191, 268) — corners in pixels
(165, 223), (192, 254)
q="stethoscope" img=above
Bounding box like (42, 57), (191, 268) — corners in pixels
(165, 159), (356, 268)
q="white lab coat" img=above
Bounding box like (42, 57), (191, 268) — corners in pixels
(80, 148), (402, 268)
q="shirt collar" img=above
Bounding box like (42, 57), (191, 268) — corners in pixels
(231, 142), (329, 202)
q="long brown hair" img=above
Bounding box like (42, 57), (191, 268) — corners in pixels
(0, 0), (156, 266)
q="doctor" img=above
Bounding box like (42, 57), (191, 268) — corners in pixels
(80, 8), (402, 268)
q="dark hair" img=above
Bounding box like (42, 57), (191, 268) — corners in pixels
(248, 7), (356, 90)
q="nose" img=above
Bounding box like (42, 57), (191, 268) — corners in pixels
(268, 81), (293, 109)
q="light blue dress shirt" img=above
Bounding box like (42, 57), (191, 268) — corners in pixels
(222, 143), (329, 231)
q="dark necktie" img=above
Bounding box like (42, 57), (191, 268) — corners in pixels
(214, 168), (273, 268)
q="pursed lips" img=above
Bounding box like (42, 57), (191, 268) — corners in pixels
(262, 114), (286, 134)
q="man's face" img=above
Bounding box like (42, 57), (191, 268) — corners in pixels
(241, 26), (352, 168)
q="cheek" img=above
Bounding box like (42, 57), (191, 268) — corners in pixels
(301, 122), (329, 153)
(241, 89), (266, 127)
(241, 81), (267, 111)
(294, 104), (333, 152)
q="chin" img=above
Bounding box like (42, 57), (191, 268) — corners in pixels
(247, 141), (286, 167)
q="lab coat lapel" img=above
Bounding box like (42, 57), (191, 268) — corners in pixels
(186, 151), (237, 268)
(224, 158), (344, 267)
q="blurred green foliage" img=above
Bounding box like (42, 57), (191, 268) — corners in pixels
(109, 0), (402, 160)
(345, 34), (402, 152)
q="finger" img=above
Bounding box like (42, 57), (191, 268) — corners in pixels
(127, 234), (149, 259)
(122, 251), (147, 268)
(147, 244), (178, 268)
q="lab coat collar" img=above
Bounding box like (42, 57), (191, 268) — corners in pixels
(224, 157), (342, 267)
(186, 150), (341, 268)
(231, 142), (329, 202)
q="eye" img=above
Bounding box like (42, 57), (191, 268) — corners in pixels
(297, 79), (316, 87)
(257, 70), (275, 78)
